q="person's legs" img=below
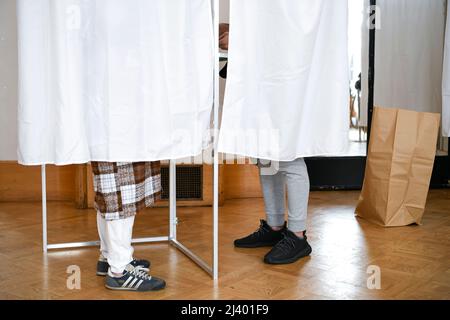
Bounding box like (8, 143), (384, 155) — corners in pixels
(92, 161), (139, 272)
(98, 204), (165, 292)
(259, 158), (309, 234)
(104, 215), (135, 274)
(264, 158), (312, 264)
(282, 158), (310, 235)
(104, 218), (165, 291)
(234, 160), (287, 248)
(91, 161), (165, 291)
(259, 166), (286, 230)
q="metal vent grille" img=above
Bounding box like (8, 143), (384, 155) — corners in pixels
(161, 165), (203, 200)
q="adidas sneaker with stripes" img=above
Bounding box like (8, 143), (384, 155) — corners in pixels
(105, 265), (166, 292)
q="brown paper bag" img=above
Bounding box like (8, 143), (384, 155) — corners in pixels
(355, 107), (441, 227)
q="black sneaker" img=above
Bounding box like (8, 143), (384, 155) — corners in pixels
(105, 265), (166, 292)
(264, 229), (312, 264)
(234, 220), (286, 248)
(97, 256), (151, 276)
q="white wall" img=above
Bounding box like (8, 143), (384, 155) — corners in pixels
(220, 0), (229, 22)
(0, 0), (18, 160)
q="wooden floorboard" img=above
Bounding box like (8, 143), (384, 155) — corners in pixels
(0, 190), (449, 300)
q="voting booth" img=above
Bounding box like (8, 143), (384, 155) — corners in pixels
(16, 0), (221, 279)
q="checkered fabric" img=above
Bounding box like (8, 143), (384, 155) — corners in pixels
(91, 162), (162, 221)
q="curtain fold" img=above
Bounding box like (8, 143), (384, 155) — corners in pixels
(218, 0), (350, 161)
(17, 0), (214, 165)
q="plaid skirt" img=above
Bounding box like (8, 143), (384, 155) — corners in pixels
(91, 162), (162, 220)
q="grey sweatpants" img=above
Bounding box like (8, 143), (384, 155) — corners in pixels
(259, 158), (310, 233)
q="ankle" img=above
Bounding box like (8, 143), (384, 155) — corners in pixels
(294, 231), (305, 238)
(270, 226), (283, 232)
(109, 270), (124, 278)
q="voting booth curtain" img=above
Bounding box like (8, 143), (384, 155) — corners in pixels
(361, 0), (447, 130)
(218, 0), (350, 161)
(16, 0), (449, 166)
(17, 0), (214, 165)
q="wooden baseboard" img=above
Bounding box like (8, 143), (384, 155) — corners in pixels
(0, 161), (76, 202)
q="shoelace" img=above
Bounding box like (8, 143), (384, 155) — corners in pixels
(276, 235), (298, 254)
(251, 225), (269, 239)
(132, 260), (150, 273)
(130, 266), (152, 281)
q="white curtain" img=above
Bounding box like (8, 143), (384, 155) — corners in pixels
(17, 0), (214, 165)
(443, 1), (450, 137)
(219, 0), (349, 161)
(361, 0), (446, 127)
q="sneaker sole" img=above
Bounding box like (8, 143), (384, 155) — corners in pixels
(264, 245), (312, 265)
(234, 241), (280, 248)
(105, 284), (166, 292)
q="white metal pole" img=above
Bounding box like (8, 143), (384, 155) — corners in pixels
(169, 160), (177, 241)
(212, 0), (220, 281)
(41, 165), (48, 253)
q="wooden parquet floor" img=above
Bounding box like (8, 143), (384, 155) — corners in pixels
(0, 190), (449, 300)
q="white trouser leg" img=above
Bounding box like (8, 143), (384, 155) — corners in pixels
(96, 212), (109, 259)
(97, 214), (135, 274)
